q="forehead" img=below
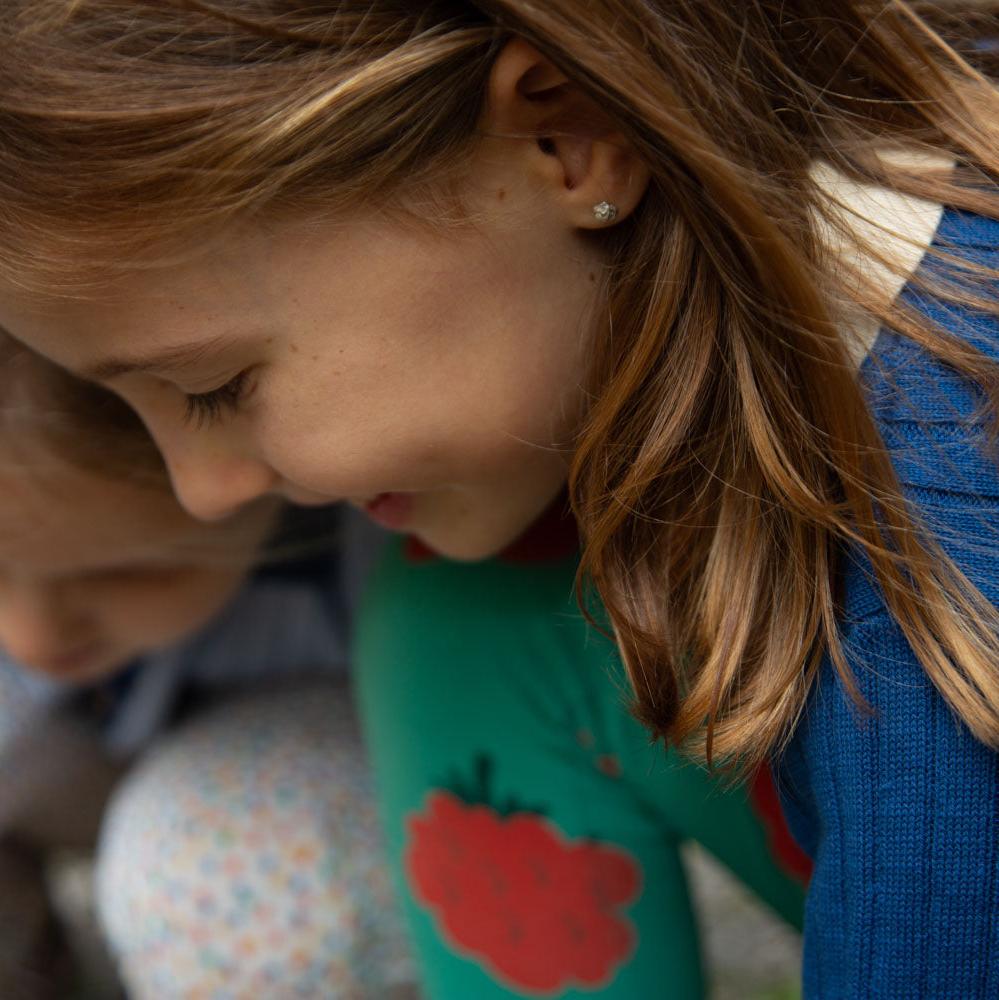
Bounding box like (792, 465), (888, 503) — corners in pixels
(0, 209), (450, 375)
(0, 227), (277, 372)
(0, 460), (235, 577)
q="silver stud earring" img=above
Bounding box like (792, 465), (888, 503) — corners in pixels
(592, 201), (618, 223)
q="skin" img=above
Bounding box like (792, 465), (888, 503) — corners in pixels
(0, 456), (273, 684)
(0, 43), (650, 560)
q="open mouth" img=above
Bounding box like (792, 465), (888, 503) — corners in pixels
(363, 492), (415, 531)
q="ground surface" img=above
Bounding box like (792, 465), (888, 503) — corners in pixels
(683, 843), (802, 1000)
(52, 846), (802, 999)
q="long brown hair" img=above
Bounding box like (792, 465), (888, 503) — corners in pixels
(1, 1), (998, 766)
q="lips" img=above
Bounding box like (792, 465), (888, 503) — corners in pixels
(363, 492), (414, 531)
(32, 640), (104, 675)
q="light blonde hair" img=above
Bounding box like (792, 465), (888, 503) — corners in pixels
(0, 335), (288, 564)
(1, 1), (998, 766)
(0, 334), (168, 484)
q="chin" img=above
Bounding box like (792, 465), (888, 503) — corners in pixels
(413, 534), (507, 563)
(49, 654), (125, 687)
(414, 521), (522, 563)
(415, 487), (569, 562)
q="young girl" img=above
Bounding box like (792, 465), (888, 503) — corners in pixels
(0, 1), (996, 995)
(0, 339), (414, 998)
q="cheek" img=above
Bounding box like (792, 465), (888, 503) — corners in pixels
(254, 370), (453, 495)
(98, 570), (245, 651)
(254, 266), (590, 495)
(261, 377), (571, 504)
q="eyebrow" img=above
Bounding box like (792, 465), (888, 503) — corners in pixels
(82, 334), (237, 380)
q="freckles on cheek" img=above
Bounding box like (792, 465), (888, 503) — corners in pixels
(391, 436), (457, 486)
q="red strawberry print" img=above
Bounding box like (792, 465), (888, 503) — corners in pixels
(405, 790), (642, 995)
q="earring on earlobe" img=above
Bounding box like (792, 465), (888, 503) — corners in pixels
(592, 201), (618, 223)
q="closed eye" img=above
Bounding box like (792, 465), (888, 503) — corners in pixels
(182, 369), (254, 428)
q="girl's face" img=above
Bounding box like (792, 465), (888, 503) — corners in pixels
(0, 145), (605, 559)
(0, 459), (273, 683)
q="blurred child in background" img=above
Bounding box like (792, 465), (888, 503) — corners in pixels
(0, 337), (413, 999)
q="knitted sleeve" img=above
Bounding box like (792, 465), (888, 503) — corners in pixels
(778, 206), (999, 998)
(778, 604), (999, 999)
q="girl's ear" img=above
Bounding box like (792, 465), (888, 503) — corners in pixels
(482, 38), (650, 228)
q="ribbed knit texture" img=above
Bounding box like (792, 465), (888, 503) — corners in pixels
(778, 206), (999, 998)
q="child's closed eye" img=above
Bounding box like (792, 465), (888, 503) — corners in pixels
(183, 369), (255, 428)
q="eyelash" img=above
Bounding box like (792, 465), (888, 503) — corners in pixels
(182, 370), (254, 428)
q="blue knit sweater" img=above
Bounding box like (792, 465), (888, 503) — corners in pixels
(777, 206), (999, 998)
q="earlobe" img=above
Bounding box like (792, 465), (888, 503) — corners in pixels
(567, 140), (650, 229)
(484, 38), (650, 229)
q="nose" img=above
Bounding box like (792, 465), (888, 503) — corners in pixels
(0, 582), (95, 670)
(164, 446), (279, 522)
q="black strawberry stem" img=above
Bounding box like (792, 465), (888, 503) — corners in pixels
(442, 754), (493, 806)
(474, 753), (493, 804)
(438, 753), (548, 816)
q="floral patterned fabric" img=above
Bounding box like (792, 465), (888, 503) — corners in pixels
(96, 681), (414, 999)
